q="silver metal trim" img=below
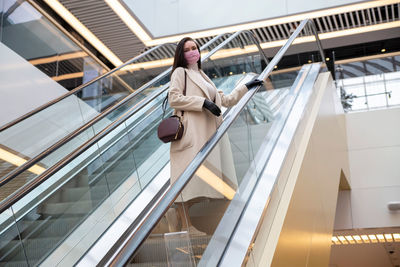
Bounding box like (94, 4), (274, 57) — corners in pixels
(217, 63), (321, 266)
(198, 65), (312, 267)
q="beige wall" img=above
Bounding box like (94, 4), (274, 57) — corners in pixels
(248, 72), (350, 266)
(334, 107), (400, 230)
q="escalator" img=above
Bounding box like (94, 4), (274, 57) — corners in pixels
(0, 19), (328, 266)
(0, 31), (268, 266)
(0, 34), (230, 204)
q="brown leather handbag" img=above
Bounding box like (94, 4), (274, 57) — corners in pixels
(157, 72), (186, 143)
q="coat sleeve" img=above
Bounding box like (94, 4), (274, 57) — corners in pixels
(168, 67), (205, 112)
(218, 83), (248, 107)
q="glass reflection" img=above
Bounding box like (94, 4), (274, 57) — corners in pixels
(0, 0), (106, 90)
(336, 55), (400, 112)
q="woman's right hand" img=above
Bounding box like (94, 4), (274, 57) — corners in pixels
(203, 99), (221, 116)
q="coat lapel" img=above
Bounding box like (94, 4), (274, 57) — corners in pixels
(185, 69), (212, 100)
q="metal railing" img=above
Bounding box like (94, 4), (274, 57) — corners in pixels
(0, 42), (176, 132)
(0, 33), (234, 213)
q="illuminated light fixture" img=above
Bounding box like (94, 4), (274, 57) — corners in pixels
(43, 0), (123, 66)
(229, 72), (233, 75)
(120, 58), (174, 72)
(376, 234), (385, 242)
(331, 236), (341, 245)
(0, 148), (46, 175)
(111, 21), (400, 72)
(338, 236), (347, 244)
(361, 235), (370, 243)
(353, 235), (363, 244)
(368, 234), (378, 243)
(195, 165), (236, 200)
(274, 66), (278, 69)
(29, 51), (87, 65)
(326, 57), (330, 61)
(52, 72), (84, 82)
(307, 60), (312, 64)
(381, 48), (386, 53)
(345, 236), (355, 244)
(385, 234), (393, 242)
(140, 0), (399, 46)
(393, 233), (400, 242)
(104, 0), (152, 44)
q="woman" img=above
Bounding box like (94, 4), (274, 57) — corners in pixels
(168, 37), (263, 231)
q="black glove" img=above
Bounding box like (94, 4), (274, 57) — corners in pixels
(203, 99), (221, 116)
(245, 78), (263, 90)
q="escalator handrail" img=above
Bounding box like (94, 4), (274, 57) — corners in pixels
(0, 34), (228, 188)
(106, 19), (325, 266)
(0, 32), (236, 213)
(0, 42), (177, 132)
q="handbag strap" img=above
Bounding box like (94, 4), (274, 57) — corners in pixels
(162, 70), (187, 118)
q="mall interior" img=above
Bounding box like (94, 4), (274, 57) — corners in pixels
(0, 0), (399, 266)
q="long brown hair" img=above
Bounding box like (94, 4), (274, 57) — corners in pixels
(171, 37), (201, 75)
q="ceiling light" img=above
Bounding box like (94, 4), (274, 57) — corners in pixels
(195, 165), (235, 200)
(381, 48), (386, 53)
(104, 0), (152, 44)
(333, 233), (400, 245)
(52, 72), (84, 82)
(369, 234), (378, 243)
(361, 235), (370, 243)
(385, 234), (393, 242)
(308, 60), (312, 63)
(353, 235), (363, 244)
(0, 148), (45, 175)
(376, 234), (385, 242)
(332, 236), (341, 245)
(29, 51), (87, 65)
(345, 236), (355, 244)
(393, 234), (400, 242)
(44, 0), (123, 66)
(338, 236), (347, 244)
(326, 57), (330, 61)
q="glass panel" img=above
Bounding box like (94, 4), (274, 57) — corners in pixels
(10, 143), (111, 266)
(337, 55), (400, 112)
(386, 75), (400, 107)
(0, 208), (28, 266)
(0, 0), (106, 90)
(367, 94), (387, 109)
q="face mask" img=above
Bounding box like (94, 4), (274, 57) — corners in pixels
(184, 49), (200, 65)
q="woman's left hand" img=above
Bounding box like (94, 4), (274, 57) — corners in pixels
(245, 78), (263, 90)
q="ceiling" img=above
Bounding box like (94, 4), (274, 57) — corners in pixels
(330, 227), (400, 267)
(40, 0), (400, 65)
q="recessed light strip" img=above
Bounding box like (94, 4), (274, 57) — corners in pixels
(119, 20), (400, 71)
(29, 51), (88, 65)
(143, 0), (400, 46)
(0, 148), (45, 175)
(43, 0), (123, 66)
(104, 0), (152, 43)
(332, 233), (400, 245)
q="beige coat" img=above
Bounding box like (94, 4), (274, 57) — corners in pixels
(168, 67), (248, 201)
